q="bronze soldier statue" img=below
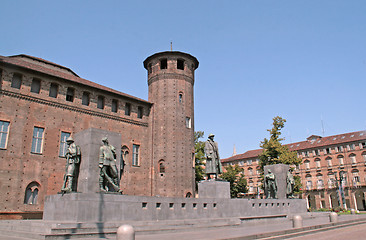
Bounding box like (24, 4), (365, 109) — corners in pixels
(264, 169), (277, 199)
(99, 137), (122, 193)
(204, 134), (223, 180)
(61, 137), (81, 193)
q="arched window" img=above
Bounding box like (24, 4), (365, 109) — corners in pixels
(120, 145), (129, 177)
(314, 158), (321, 169)
(352, 169), (360, 187)
(159, 161), (165, 173)
(316, 173), (324, 189)
(248, 167), (253, 176)
(362, 151), (366, 163)
(337, 155), (344, 166)
(326, 157), (332, 167)
(24, 182), (40, 205)
(305, 174), (312, 190)
(349, 153), (357, 164)
(248, 180), (254, 193)
(304, 160), (310, 170)
(178, 92), (183, 103)
(159, 160), (165, 176)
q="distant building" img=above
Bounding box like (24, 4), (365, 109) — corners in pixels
(0, 51), (198, 218)
(221, 131), (366, 211)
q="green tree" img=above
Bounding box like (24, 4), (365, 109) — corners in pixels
(194, 131), (205, 189)
(259, 116), (302, 170)
(293, 175), (303, 195)
(220, 165), (248, 198)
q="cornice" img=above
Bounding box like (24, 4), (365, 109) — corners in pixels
(0, 90), (148, 127)
(148, 73), (194, 86)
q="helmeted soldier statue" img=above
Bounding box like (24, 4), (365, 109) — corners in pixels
(204, 133), (223, 180)
(264, 169), (278, 199)
(99, 137), (122, 193)
(61, 137), (81, 193)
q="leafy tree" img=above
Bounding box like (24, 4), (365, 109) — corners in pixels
(220, 165), (248, 198)
(258, 116), (302, 170)
(194, 131), (205, 189)
(293, 175), (303, 195)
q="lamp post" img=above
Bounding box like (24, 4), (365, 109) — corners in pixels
(335, 170), (347, 210)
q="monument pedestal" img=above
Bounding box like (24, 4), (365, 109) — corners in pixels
(74, 128), (121, 193)
(198, 180), (230, 199)
(264, 164), (290, 199)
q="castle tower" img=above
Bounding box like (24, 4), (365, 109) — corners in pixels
(144, 51), (199, 197)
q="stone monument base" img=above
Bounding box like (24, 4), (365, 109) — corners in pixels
(264, 164), (290, 199)
(198, 180), (230, 199)
(43, 192), (307, 222)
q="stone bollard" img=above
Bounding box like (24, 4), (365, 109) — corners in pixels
(350, 209), (356, 215)
(293, 215), (303, 228)
(329, 212), (338, 223)
(117, 225), (135, 240)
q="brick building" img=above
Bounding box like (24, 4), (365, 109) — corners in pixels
(221, 130), (366, 211)
(0, 51), (198, 217)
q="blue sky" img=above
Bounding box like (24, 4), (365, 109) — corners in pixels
(1, 1), (366, 158)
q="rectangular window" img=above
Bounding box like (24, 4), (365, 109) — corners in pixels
(132, 144), (140, 166)
(247, 159), (252, 165)
(137, 106), (143, 119)
(59, 132), (71, 157)
(49, 83), (58, 98)
(186, 117), (191, 128)
(325, 148), (331, 154)
(0, 121), (10, 149)
(66, 87), (75, 102)
(336, 146), (343, 152)
(125, 103), (131, 116)
(82, 92), (90, 106)
(112, 99), (118, 113)
(177, 59), (184, 70)
(350, 144), (355, 150)
(11, 73), (22, 89)
(304, 151), (309, 157)
(160, 59), (167, 69)
(30, 78), (41, 94)
(97, 96), (105, 109)
(31, 127), (44, 154)
(314, 149), (320, 156)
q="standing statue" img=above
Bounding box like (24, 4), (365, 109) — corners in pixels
(61, 137), (81, 193)
(99, 137), (122, 193)
(286, 168), (295, 199)
(264, 169), (278, 199)
(204, 133), (223, 180)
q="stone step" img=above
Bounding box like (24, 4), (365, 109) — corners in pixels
(0, 217), (243, 239)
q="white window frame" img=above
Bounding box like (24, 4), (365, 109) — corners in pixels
(59, 132), (71, 157)
(132, 144), (140, 166)
(31, 127), (44, 154)
(0, 121), (10, 149)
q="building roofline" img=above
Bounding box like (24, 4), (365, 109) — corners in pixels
(222, 130), (366, 163)
(143, 51), (199, 70)
(8, 54), (80, 77)
(0, 55), (152, 105)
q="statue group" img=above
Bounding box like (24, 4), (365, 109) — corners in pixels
(61, 137), (122, 193)
(264, 168), (295, 199)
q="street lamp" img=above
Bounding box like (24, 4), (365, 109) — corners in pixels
(334, 170), (347, 210)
